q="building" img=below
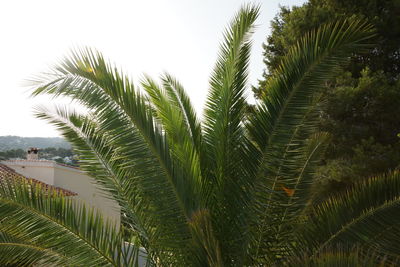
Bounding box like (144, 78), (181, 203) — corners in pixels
(1, 148), (121, 226)
(1, 148), (149, 265)
(0, 162), (76, 196)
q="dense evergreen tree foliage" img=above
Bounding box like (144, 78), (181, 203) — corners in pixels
(255, 0), (400, 195)
(0, 149), (25, 160)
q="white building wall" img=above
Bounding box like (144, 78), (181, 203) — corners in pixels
(2, 160), (121, 227)
(53, 166), (121, 226)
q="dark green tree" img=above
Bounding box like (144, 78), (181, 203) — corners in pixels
(0, 149), (25, 160)
(255, 0), (400, 196)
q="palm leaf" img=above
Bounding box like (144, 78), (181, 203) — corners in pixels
(300, 171), (400, 264)
(0, 178), (141, 266)
(247, 19), (376, 263)
(161, 73), (202, 150)
(290, 246), (395, 267)
(34, 106), (152, 246)
(140, 76), (203, 208)
(200, 4), (261, 263)
(31, 51), (202, 264)
(33, 104), (196, 265)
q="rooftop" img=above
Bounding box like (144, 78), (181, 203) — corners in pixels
(2, 159), (81, 171)
(0, 163), (77, 196)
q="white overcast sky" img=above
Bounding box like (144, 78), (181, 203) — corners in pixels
(0, 0), (305, 137)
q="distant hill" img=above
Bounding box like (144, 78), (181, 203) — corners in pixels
(0, 136), (71, 151)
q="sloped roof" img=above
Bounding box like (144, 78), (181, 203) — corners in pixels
(3, 159), (81, 171)
(0, 163), (77, 196)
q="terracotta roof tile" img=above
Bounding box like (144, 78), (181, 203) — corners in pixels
(0, 163), (77, 196)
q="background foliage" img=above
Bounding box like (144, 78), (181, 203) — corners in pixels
(0, 147), (77, 166)
(254, 0), (400, 196)
(0, 136), (70, 151)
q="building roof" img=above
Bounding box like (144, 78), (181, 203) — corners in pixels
(0, 163), (77, 196)
(2, 159), (81, 171)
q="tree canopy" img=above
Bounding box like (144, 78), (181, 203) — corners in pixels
(254, 0), (400, 196)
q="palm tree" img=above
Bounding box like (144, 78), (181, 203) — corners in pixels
(1, 4), (399, 266)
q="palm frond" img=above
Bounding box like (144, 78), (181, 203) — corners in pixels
(0, 230), (67, 267)
(33, 105), (198, 265)
(34, 106), (151, 243)
(31, 49), (206, 263)
(0, 178), (140, 266)
(300, 171), (400, 264)
(140, 76), (203, 207)
(290, 246), (395, 267)
(161, 73), (201, 151)
(246, 19), (376, 264)
(199, 5), (261, 263)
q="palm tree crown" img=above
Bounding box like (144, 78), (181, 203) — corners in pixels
(1, 4), (399, 266)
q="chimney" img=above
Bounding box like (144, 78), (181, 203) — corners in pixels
(27, 147), (39, 160)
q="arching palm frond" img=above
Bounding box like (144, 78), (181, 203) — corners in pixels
(33, 107), (153, 251)
(201, 5), (261, 264)
(31, 51), (200, 265)
(140, 75), (203, 210)
(2, 3), (395, 266)
(0, 179), (143, 267)
(290, 246), (396, 267)
(246, 19), (376, 264)
(161, 73), (201, 150)
(300, 171), (400, 265)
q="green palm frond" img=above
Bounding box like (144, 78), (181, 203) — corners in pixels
(11, 4), (396, 266)
(140, 76), (203, 207)
(0, 229), (66, 267)
(301, 171), (400, 264)
(31, 51), (202, 264)
(161, 73), (201, 150)
(33, 104), (196, 265)
(33, 48), (198, 219)
(200, 5), (261, 263)
(202, 4), (259, 186)
(290, 246), (395, 267)
(33, 106), (151, 244)
(247, 19), (376, 264)
(141, 74), (201, 150)
(0, 179), (142, 267)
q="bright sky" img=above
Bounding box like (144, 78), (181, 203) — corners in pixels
(0, 0), (305, 137)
